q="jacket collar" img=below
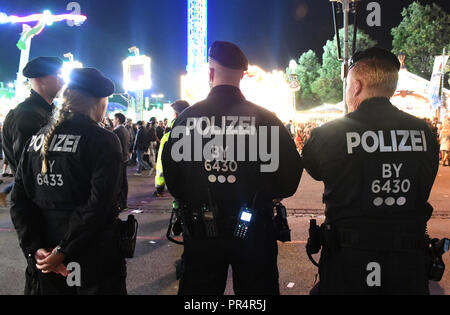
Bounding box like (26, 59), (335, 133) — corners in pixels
(70, 113), (101, 126)
(29, 90), (55, 113)
(207, 85), (246, 102)
(355, 97), (396, 114)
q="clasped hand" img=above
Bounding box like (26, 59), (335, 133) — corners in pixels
(35, 248), (69, 277)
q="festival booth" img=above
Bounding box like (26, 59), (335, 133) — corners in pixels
(296, 103), (344, 123)
(391, 68), (449, 119)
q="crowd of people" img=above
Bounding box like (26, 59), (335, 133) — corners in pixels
(423, 117), (450, 166)
(284, 120), (318, 153)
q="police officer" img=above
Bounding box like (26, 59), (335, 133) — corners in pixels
(154, 100), (190, 197)
(2, 56), (64, 294)
(3, 57), (63, 175)
(11, 68), (127, 295)
(162, 41), (302, 295)
(302, 47), (440, 295)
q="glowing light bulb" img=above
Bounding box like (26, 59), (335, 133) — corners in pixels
(43, 10), (53, 26)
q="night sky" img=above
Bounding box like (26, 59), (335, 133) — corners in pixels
(0, 0), (448, 100)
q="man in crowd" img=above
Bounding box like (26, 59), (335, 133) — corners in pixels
(133, 121), (151, 176)
(113, 113), (131, 211)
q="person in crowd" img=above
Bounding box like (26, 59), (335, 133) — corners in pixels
(133, 121), (151, 176)
(154, 100), (190, 197)
(155, 120), (165, 155)
(440, 117), (450, 166)
(113, 113), (131, 211)
(147, 118), (158, 170)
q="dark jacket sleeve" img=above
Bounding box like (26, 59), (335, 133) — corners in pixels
(10, 142), (45, 257)
(114, 127), (130, 162)
(59, 134), (122, 259)
(10, 111), (43, 173)
(269, 117), (303, 199)
(301, 127), (324, 181)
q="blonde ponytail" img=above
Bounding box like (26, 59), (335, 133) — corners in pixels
(40, 103), (72, 174)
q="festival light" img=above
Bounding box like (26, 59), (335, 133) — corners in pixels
(62, 53), (83, 83)
(123, 55), (152, 92)
(241, 65), (294, 122)
(0, 11), (87, 25)
(0, 10), (87, 103)
(180, 64), (294, 122)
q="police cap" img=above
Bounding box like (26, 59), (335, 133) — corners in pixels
(68, 68), (115, 98)
(171, 100), (190, 114)
(209, 41), (248, 71)
(349, 47), (401, 71)
(23, 57), (63, 78)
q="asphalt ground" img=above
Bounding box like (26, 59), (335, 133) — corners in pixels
(0, 166), (449, 295)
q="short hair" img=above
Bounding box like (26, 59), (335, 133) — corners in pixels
(351, 57), (399, 98)
(114, 113), (126, 124)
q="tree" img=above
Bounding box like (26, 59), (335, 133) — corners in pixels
(286, 50), (321, 108)
(311, 27), (377, 104)
(391, 2), (450, 80)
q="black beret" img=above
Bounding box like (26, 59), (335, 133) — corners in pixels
(23, 56), (63, 78)
(209, 41), (248, 71)
(68, 68), (115, 98)
(350, 47), (401, 71)
(171, 100), (190, 114)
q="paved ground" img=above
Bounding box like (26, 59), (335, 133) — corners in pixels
(0, 166), (449, 295)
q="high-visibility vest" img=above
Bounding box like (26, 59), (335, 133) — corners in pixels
(155, 120), (174, 188)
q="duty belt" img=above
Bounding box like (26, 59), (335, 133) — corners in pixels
(335, 229), (428, 253)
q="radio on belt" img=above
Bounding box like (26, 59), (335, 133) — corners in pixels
(234, 207), (254, 239)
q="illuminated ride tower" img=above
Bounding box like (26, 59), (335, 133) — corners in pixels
(181, 0), (209, 104)
(187, 0), (207, 74)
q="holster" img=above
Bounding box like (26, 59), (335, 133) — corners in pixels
(116, 215), (138, 258)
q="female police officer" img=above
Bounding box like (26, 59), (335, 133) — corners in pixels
(11, 68), (127, 295)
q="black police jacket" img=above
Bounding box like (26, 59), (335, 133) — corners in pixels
(2, 90), (55, 174)
(162, 85), (303, 218)
(302, 97), (440, 232)
(114, 125), (130, 163)
(10, 113), (123, 260)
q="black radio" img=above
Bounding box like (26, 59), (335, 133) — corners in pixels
(233, 207), (254, 239)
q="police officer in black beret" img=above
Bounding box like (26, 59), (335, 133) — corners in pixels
(163, 41), (303, 295)
(3, 57), (63, 175)
(11, 68), (128, 295)
(302, 47), (440, 294)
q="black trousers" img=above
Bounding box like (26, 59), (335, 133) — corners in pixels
(35, 229), (127, 295)
(178, 219), (279, 295)
(118, 162), (128, 208)
(317, 247), (430, 295)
